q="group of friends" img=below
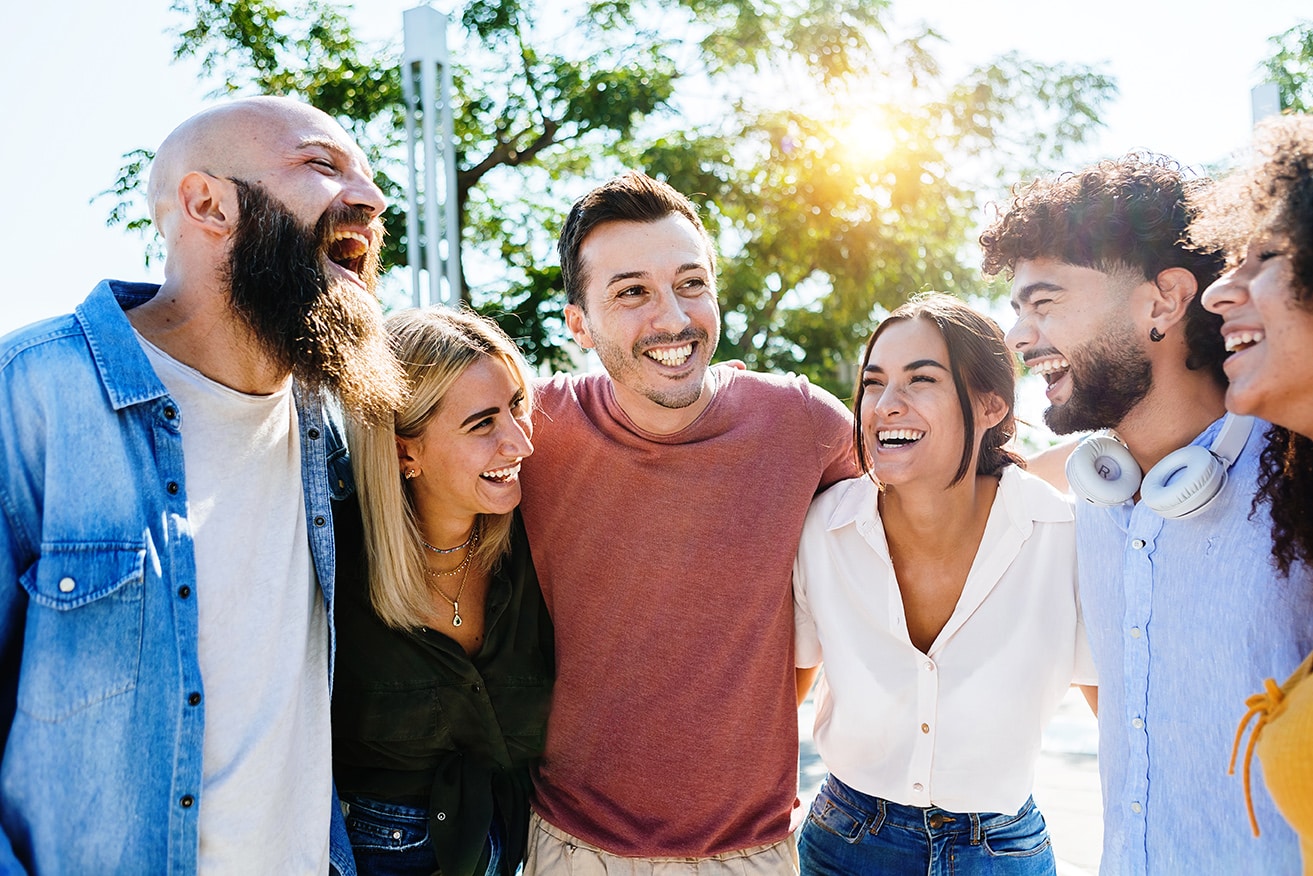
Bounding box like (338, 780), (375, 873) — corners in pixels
(0, 94), (1309, 876)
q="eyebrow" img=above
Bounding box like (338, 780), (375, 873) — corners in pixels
(604, 262), (708, 287)
(864, 358), (948, 374)
(296, 137), (352, 159)
(460, 407), (499, 428)
(1012, 281), (1063, 311)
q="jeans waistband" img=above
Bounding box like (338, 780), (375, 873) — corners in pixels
(824, 775), (1036, 841)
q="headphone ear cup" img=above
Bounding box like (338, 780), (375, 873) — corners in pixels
(1140, 445), (1226, 519)
(1066, 434), (1141, 506)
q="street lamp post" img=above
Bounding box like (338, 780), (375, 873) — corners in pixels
(402, 5), (462, 307)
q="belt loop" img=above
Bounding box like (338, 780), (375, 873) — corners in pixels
(871, 797), (887, 835)
(970, 812), (982, 845)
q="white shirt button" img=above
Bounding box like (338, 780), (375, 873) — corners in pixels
(1132, 538), (1146, 549)
(1130, 627), (1142, 638)
(913, 783), (923, 792)
(925, 662), (934, 671)
(1132, 717), (1144, 729)
(58, 577), (75, 593)
(1131, 801), (1143, 813)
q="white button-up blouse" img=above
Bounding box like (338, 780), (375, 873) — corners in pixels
(794, 465), (1096, 815)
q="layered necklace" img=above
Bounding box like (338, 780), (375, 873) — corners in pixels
(422, 522), (481, 628)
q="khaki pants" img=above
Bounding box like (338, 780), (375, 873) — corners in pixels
(523, 811), (800, 876)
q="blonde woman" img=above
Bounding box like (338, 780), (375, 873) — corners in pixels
(332, 308), (553, 876)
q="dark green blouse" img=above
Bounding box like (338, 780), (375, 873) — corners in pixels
(331, 499), (554, 876)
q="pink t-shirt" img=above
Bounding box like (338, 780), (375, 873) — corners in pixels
(519, 366), (857, 856)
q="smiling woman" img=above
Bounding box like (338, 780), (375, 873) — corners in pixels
(1192, 114), (1313, 870)
(794, 292), (1094, 876)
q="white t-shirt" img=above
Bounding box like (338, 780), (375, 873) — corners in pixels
(140, 337), (331, 874)
(794, 465), (1096, 815)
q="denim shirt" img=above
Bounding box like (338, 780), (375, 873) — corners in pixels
(1078, 416), (1313, 875)
(0, 281), (357, 875)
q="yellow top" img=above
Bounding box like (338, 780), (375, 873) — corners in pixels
(1233, 649), (1313, 873)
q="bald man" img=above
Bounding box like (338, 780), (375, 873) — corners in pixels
(0, 97), (404, 874)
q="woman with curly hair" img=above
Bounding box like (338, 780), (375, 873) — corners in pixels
(793, 293), (1095, 875)
(1195, 113), (1313, 869)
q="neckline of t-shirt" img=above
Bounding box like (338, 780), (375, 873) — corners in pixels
(600, 364), (725, 444)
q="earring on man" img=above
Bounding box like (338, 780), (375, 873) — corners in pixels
(1149, 327), (1165, 342)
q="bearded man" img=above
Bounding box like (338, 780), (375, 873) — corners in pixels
(980, 155), (1313, 875)
(0, 96), (405, 874)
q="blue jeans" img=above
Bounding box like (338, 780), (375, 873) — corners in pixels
(799, 775), (1055, 876)
(342, 794), (502, 876)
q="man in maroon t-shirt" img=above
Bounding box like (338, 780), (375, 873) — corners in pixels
(519, 172), (857, 874)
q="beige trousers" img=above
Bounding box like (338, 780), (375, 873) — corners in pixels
(523, 811), (800, 876)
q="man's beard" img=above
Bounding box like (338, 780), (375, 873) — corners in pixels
(1044, 320), (1153, 434)
(225, 180), (406, 423)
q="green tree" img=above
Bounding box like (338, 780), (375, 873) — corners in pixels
(103, 0), (1116, 393)
(1262, 21), (1313, 113)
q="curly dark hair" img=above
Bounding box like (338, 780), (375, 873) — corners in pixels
(1190, 116), (1313, 576)
(852, 292), (1025, 486)
(979, 154), (1228, 385)
(1253, 426), (1313, 576)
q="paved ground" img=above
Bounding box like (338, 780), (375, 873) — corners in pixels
(798, 687), (1103, 874)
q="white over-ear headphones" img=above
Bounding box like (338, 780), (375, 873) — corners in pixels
(1065, 414), (1254, 519)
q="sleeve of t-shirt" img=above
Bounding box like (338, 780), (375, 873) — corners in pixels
(800, 379), (860, 490)
(793, 550), (823, 669)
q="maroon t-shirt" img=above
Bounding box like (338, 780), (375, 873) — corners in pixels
(519, 366), (857, 856)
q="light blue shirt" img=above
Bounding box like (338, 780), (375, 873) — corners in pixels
(0, 281), (356, 874)
(1078, 416), (1313, 875)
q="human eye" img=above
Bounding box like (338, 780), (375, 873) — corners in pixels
(615, 284), (647, 300)
(860, 376), (884, 390)
(910, 373), (937, 384)
(678, 276), (709, 295)
(469, 415), (495, 432)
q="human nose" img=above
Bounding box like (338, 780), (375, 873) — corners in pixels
(1201, 269), (1245, 316)
(872, 382), (906, 417)
(1003, 312), (1034, 353)
(501, 417), (534, 459)
(345, 169), (387, 219)
(650, 287), (693, 334)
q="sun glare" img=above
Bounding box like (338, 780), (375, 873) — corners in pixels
(830, 107), (900, 168)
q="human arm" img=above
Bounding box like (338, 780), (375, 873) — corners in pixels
(1024, 439), (1080, 493)
(796, 665), (820, 707)
(1079, 684), (1098, 716)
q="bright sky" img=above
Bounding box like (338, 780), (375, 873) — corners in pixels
(2, 0), (1309, 338)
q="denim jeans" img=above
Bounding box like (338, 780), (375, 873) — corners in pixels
(343, 794), (502, 876)
(799, 775), (1055, 876)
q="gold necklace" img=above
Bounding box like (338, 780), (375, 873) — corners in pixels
(428, 560), (471, 627)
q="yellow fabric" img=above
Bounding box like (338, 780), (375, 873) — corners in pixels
(1232, 649), (1313, 872)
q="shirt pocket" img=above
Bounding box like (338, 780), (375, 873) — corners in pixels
(17, 543), (146, 722)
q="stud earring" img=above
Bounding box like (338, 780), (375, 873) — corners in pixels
(1149, 327), (1165, 343)
(403, 469), (419, 480)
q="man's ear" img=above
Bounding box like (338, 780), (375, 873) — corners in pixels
(564, 303), (593, 350)
(1149, 267), (1199, 334)
(177, 172), (236, 235)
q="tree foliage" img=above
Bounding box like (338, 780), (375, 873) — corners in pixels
(103, 0), (1117, 393)
(1263, 21), (1313, 114)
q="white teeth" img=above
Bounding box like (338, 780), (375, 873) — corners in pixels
(1224, 330), (1265, 352)
(878, 429), (925, 444)
(332, 230), (369, 246)
(481, 462), (522, 482)
(646, 344), (693, 366)
(1027, 357), (1070, 376)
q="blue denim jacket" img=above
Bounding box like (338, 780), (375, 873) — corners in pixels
(0, 281), (356, 875)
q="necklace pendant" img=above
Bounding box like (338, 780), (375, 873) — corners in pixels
(452, 603), (463, 627)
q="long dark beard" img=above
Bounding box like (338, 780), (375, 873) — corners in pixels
(224, 180), (406, 423)
(1044, 322), (1153, 434)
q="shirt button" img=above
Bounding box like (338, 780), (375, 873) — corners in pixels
(314, 516), (326, 527)
(178, 585), (192, 599)
(167, 482), (180, 495)
(1132, 538), (1146, 549)
(1130, 627), (1142, 638)
(307, 428), (320, 440)
(58, 577), (75, 593)
(435, 812), (446, 821)
(180, 795), (195, 808)
(188, 692), (202, 706)
(1132, 717), (1144, 729)
(1131, 801), (1143, 813)
(472, 683), (482, 694)
(924, 662), (934, 671)
(913, 783), (924, 792)
(163, 406), (177, 420)
(921, 723), (930, 734)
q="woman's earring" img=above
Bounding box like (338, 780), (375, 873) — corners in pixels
(403, 468), (419, 480)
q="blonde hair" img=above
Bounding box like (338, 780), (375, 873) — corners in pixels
(347, 307), (535, 630)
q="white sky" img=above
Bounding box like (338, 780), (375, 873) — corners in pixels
(2, 0), (1309, 338)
